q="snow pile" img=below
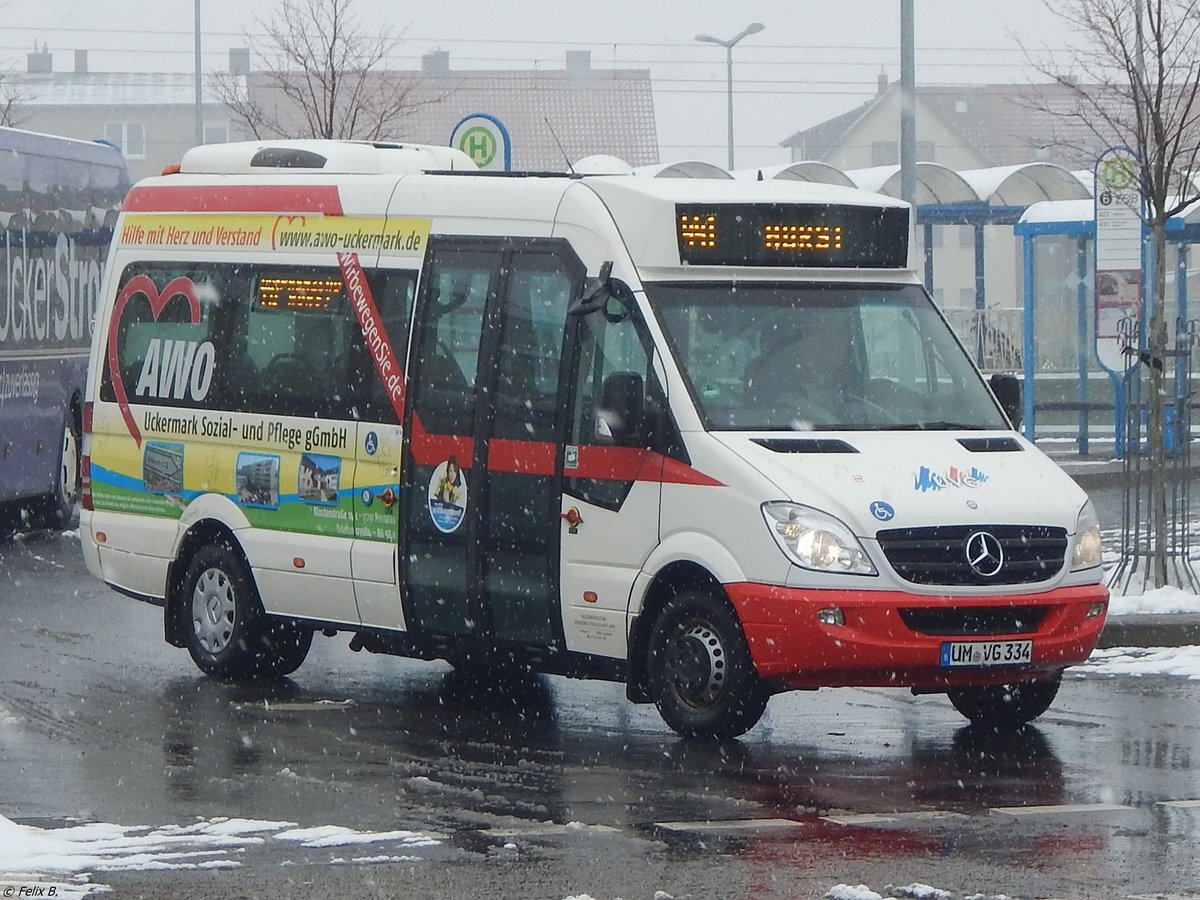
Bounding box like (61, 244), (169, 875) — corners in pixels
(887, 885), (952, 900)
(0, 814), (443, 889)
(1107, 584), (1200, 616)
(273, 825), (439, 849)
(1080, 645), (1200, 679)
(827, 886), (1002, 900)
(0, 815), (260, 874)
(826, 887), (883, 900)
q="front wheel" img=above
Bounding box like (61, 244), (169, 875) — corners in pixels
(180, 542), (311, 678)
(947, 672), (1062, 728)
(646, 589), (769, 739)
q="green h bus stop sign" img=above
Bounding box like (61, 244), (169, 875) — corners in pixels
(450, 114), (511, 171)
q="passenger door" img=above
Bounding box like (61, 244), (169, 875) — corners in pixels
(400, 239), (580, 655)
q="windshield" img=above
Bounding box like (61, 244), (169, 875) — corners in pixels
(648, 281), (1008, 432)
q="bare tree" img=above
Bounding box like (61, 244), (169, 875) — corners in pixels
(0, 71), (30, 128)
(1033, 0), (1200, 587)
(211, 0), (434, 141)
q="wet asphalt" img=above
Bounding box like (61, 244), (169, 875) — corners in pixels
(1, 532), (1199, 899)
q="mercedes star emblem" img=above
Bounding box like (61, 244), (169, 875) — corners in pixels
(964, 530), (1004, 578)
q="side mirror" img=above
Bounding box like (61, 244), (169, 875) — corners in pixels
(597, 371), (645, 446)
(989, 372), (1022, 429)
(569, 260), (615, 316)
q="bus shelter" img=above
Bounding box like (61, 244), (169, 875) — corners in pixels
(1014, 198), (1200, 455)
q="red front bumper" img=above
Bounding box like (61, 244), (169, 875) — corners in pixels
(725, 581), (1109, 690)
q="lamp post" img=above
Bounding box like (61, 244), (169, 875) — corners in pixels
(695, 22), (764, 170)
(194, 0), (203, 146)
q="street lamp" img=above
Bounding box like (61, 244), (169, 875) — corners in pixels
(695, 22), (764, 170)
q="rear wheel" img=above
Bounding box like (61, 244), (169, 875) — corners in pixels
(646, 589), (769, 739)
(947, 672), (1062, 728)
(181, 542), (311, 678)
(257, 621), (314, 677)
(31, 420), (79, 530)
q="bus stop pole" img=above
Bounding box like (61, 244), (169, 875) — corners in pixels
(1077, 237), (1090, 454)
(1022, 233), (1036, 438)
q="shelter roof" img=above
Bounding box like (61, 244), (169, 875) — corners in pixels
(845, 162), (977, 204)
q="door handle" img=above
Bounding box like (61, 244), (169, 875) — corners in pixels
(560, 507), (583, 531)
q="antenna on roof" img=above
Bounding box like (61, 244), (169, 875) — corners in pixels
(544, 118), (576, 176)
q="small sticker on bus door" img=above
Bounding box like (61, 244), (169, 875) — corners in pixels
(428, 456), (467, 533)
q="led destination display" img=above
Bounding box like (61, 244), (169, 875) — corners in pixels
(675, 202), (909, 268)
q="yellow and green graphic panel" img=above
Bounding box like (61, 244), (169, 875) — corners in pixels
(89, 404), (400, 541)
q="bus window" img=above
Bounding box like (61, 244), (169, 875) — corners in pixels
(412, 259), (491, 434)
(492, 258), (575, 441)
(566, 299), (656, 509)
(359, 270), (417, 423)
(225, 266), (355, 418)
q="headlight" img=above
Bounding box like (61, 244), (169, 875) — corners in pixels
(762, 502), (876, 575)
(1071, 499), (1102, 570)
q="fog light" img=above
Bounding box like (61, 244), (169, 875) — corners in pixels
(1085, 601), (1106, 620)
(817, 607), (844, 626)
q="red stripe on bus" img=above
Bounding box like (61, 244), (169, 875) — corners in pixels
(410, 421), (724, 487)
(571, 445), (725, 486)
(410, 414), (474, 467)
(488, 439), (556, 475)
(123, 184), (345, 215)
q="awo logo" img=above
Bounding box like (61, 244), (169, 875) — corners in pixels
(107, 274), (213, 447)
(135, 338), (216, 401)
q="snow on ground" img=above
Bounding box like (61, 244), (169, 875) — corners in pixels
(1108, 584), (1200, 616)
(1079, 645), (1200, 679)
(825, 886), (1003, 900)
(0, 814), (443, 895)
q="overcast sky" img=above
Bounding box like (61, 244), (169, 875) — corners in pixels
(4, 0), (1081, 167)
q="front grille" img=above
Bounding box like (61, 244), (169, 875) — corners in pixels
(899, 605), (1049, 636)
(875, 524), (1068, 586)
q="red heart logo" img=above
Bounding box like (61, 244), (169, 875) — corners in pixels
(106, 274), (202, 447)
(271, 214), (306, 250)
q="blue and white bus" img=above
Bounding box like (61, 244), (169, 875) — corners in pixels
(0, 127), (130, 532)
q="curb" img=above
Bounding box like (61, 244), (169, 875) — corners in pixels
(1096, 613), (1200, 649)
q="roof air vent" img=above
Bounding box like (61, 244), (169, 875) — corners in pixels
(250, 147), (329, 169)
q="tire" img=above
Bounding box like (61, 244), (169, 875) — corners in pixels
(947, 672), (1062, 728)
(31, 420), (80, 531)
(646, 589), (769, 739)
(257, 620), (314, 677)
(180, 542), (312, 679)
